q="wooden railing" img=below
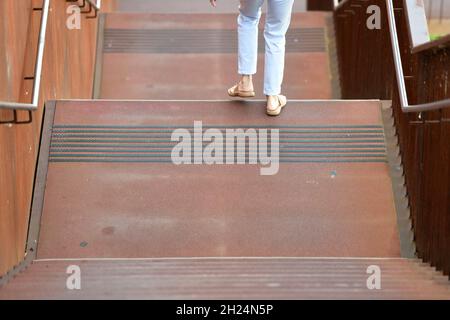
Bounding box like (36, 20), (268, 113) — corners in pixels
(0, 0), (107, 277)
(334, 0), (394, 99)
(0, 0), (50, 111)
(334, 0), (450, 276)
(390, 0), (450, 275)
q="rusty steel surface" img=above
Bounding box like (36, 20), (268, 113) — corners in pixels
(31, 100), (402, 259)
(52, 100), (383, 126)
(98, 13), (334, 99)
(1, 258), (450, 299)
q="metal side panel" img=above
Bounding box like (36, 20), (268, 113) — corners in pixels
(0, 101), (56, 288)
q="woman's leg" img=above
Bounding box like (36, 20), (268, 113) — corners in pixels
(238, 0), (264, 76)
(264, 0), (294, 97)
(229, 0), (264, 95)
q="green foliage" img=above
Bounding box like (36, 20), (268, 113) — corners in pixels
(430, 34), (442, 41)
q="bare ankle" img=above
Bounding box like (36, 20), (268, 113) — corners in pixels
(239, 75), (253, 90)
(241, 75), (252, 84)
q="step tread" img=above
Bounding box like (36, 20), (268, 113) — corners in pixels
(33, 100), (401, 260)
(1, 258), (449, 299)
(98, 12), (336, 100)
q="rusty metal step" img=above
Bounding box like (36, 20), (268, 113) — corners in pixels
(1, 258), (449, 299)
(26, 100), (401, 260)
(96, 12), (337, 100)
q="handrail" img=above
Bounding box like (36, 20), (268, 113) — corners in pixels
(0, 0), (50, 111)
(386, 0), (450, 113)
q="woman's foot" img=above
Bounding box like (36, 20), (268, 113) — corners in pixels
(266, 95), (287, 116)
(228, 75), (256, 97)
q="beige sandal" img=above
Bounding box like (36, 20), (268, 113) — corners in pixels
(266, 95), (287, 116)
(228, 84), (256, 98)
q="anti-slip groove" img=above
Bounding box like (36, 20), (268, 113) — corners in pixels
(52, 134), (384, 139)
(49, 144), (386, 149)
(50, 139), (386, 143)
(52, 124), (384, 129)
(50, 149), (387, 153)
(51, 129), (385, 134)
(103, 28), (326, 53)
(48, 159), (388, 163)
(49, 125), (387, 162)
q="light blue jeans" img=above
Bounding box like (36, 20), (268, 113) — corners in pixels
(238, 0), (295, 96)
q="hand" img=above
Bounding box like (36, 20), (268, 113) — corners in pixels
(210, 0), (217, 7)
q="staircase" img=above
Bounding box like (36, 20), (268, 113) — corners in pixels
(1, 7), (449, 299)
